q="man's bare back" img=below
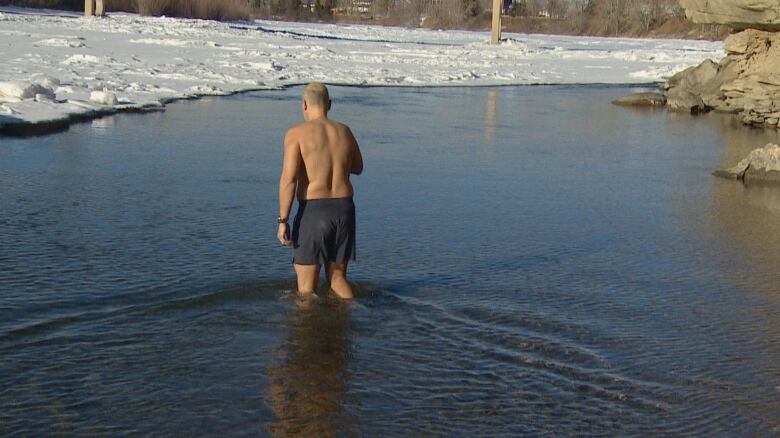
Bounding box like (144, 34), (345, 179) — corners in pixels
(277, 83), (363, 299)
(285, 118), (362, 201)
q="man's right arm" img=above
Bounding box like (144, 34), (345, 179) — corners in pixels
(278, 129), (300, 246)
(348, 127), (363, 175)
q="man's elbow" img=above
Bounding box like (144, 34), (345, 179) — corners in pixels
(279, 176), (297, 189)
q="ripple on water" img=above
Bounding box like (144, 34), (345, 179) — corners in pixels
(3, 86), (780, 435)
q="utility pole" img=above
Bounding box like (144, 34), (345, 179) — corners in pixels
(84, 0), (105, 17)
(490, 0), (502, 44)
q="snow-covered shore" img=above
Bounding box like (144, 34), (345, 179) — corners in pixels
(0, 6), (724, 131)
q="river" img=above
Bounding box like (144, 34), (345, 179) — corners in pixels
(1, 85), (780, 435)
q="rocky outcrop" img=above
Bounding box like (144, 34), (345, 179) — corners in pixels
(663, 3), (780, 128)
(678, 0), (780, 31)
(611, 92), (666, 107)
(714, 143), (780, 183)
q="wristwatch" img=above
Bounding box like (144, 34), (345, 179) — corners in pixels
(277, 216), (288, 224)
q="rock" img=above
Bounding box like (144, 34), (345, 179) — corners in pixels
(662, 57), (739, 114)
(715, 143), (780, 183)
(0, 81), (55, 100)
(679, 0), (780, 31)
(667, 88), (706, 114)
(674, 2), (780, 127)
(724, 31), (752, 54)
(664, 59), (719, 92)
(611, 92), (667, 107)
(663, 29), (780, 128)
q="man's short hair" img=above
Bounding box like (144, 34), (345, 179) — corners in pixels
(303, 82), (330, 108)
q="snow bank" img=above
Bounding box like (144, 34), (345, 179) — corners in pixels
(0, 81), (55, 100)
(0, 6), (724, 129)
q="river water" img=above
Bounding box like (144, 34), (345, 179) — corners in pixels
(2, 85), (780, 436)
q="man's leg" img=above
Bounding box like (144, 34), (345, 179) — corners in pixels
(294, 264), (320, 294)
(326, 262), (354, 299)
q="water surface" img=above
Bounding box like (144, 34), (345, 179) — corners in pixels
(2, 86), (780, 435)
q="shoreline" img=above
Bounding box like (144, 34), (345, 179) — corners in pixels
(0, 8), (723, 137)
(1, 82), (662, 138)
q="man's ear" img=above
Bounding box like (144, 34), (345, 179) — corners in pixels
(303, 100), (308, 111)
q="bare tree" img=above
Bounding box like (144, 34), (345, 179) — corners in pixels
(635, 1), (664, 32)
(545, 0), (566, 19)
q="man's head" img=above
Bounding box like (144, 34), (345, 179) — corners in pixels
(302, 82), (331, 119)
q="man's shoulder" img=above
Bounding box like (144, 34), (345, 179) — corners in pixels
(327, 119), (352, 134)
(286, 122), (307, 133)
(284, 123), (308, 141)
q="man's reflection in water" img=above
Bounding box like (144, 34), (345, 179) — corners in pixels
(267, 296), (353, 437)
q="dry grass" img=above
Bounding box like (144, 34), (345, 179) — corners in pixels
(0, 0), (82, 9)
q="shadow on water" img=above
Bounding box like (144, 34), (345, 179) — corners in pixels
(0, 115), (70, 137)
(265, 295), (354, 437)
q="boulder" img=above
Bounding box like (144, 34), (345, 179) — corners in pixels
(679, 0), (780, 31)
(715, 143), (780, 183)
(611, 92), (667, 107)
(663, 59), (719, 92)
(667, 88), (706, 113)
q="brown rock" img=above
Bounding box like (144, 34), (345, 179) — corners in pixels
(664, 29), (780, 128)
(612, 92), (667, 107)
(715, 143), (780, 183)
(679, 0), (780, 31)
(667, 88), (706, 114)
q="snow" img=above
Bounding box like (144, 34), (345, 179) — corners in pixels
(0, 6), (724, 128)
(89, 90), (118, 105)
(0, 80), (54, 99)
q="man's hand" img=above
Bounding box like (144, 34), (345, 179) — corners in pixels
(278, 223), (292, 246)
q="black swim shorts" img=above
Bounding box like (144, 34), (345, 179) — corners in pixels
(292, 197), (356, 265)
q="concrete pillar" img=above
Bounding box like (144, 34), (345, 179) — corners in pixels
(95, 0), (105, 16)
(490, 0), (502, 44)
(85, 0), (94, 16)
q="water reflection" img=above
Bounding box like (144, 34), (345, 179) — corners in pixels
(485, 88), (498, 154)
(712, 113), (780, 168)
(91, 115), (116, 131)
(266, 297), (353, 437)
(708, 113), (780, 294)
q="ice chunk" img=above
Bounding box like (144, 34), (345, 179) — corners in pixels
(89, 91), (119, 106)
(31, 74), (61, 90)
(0, 81), (55, 100)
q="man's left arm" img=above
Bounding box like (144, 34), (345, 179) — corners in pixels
(278, 130), (300, 246)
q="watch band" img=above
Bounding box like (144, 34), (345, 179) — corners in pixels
(277, 216), (288, 224)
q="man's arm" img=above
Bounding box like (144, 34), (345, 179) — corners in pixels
(348, 127), (363, 175)
(278, 129), (300, 245)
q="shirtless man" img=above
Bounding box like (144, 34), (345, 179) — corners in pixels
(277, 83), (363, 299)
